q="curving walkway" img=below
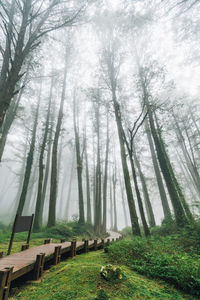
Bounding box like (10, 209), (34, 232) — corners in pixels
(0, 231), (121, 300)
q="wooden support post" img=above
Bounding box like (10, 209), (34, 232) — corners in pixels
(0, 252), (3, 258)
(73, 241), (76, 256)
(60, 239), (65, 243)
(112, 238), (115, 242)
(94, 239), (98, 251)
(0, 266), (13, 300)
(53, 246), (61, 265)
(33, 253), (45, 280)
(21, 244), (29, 251)
(44, 239), (51, 244)
(101, 239), (104, 249)
(107, 239), (110, 246)
(70, 241), (75, 257)
(84, 240), (88, 253)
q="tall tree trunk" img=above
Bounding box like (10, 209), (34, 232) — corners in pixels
(112, 91), (141, 236)
(112, 166), (118, 232)
(133, 149), (156, 227)
(147, 105), (188, 227)
(128, 152), (150, 236)
(94, 98), (102, 234)
(173, 114), (200, 199)
(110, 175), (114, 230)
(145, 118), (172, 221)
(47, 51), (68, 227)
(16, 90), (40, 215)
(73, 93), (85, 224)
(65, 150), (75, 221)
(119, 176), (128, 227)
(85, 138), (92, 224)
(102, 111), (109, 232)
(38, 118), (53, 226)
(154, 112), (194, 223)
(34, 78), (53, 230)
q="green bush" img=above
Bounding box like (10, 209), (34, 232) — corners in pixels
(106, 238), (200, 295)
(100, 264), (123, 281)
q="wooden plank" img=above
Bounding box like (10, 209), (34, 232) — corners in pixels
(0, 232), (122, 285)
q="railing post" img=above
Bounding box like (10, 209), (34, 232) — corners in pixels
(74, 241), (77, 256)
(33, 253), (45, 280)
(107, 239), (110, 246)
(94, 239), (98, 251)
(53, 246), (62, 265)
(101, 239), (104, 249)
(0, 266), (13, 300)
(70, 241), (76, 257)
(60, 238), (65, 243)
(21, 244), (29, 251)
(84, 240), (89, 253)
(44, 238), (51, 244)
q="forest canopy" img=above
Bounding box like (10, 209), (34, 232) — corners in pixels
(0, 0), (200, 236)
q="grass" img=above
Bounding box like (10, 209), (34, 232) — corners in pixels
(9, 250), (197, 300)
(106, 236), (200, 296)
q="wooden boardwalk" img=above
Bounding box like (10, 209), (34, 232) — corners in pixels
(0, 231), (121, 300)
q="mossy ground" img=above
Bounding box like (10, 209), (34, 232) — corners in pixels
(9, 251), (197, 300)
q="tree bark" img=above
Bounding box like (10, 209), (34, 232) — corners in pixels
(133, 149), (156, 227)
(102, 111), (109, 232)
(16, 90), (40, 215)
(47, 52), (68, 227)
(145, 118), (172, 221)
(34, 78), (53, 230)
(73, 93), (85, 224)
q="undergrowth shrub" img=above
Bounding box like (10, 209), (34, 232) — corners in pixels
(45, 221), (95, 239)
(100, 264), (123, 281)
(106, 238), (200, 295)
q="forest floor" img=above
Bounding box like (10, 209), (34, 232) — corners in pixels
(1, 223), (199, 299)
(8, 250), (196, 300)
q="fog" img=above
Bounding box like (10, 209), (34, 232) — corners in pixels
(0, 0), (199, 232)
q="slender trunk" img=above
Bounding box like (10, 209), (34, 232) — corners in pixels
(128, 153), (150, 236)
(94, 99), (102, 234)
(85, 139), (92, 223)
(112, 167), (118, 232)
(102, 112), (109, 232)
(133, 149), (156, 227)
(147, 105), (188, 227)
(47, 51), (67, 227)
(16, 90), (40, 215)
(145, 118), (172, 221)
(112, 92), (141, 236)
(34, 78), (53, 230)
(38, 120), (53, 226)
(65, 150), (75, 221)
(110, 175), (113, 230)
(154, 112), (194, 224)
(73, 94), (85, 224)
(119, 176), (128, 227)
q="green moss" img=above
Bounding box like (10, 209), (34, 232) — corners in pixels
(10, 251), (196, 300)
